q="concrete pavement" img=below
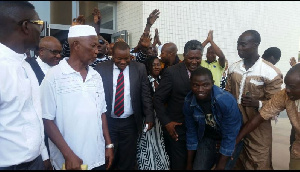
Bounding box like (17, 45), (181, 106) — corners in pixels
(272, 116), (292, 170)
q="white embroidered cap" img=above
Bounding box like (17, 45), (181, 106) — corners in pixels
(68, 25), (97, 38)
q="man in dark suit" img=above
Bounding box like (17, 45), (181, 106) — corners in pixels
(95, 41), (154, 170)
(153, 40), (203, 170)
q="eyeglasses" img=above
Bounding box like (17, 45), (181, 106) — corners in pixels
(18, 19), (45, 32)
(40, 47), (62, 56)
(99, 39), (105, 45)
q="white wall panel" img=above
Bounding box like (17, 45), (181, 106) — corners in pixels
(118, 1), (300, 77)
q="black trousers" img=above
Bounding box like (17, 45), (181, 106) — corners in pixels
(108, 115), (138, 170)
(92, 164), (106, 170)
(0, 155), (44, 170)
(162, 125), (187, 170)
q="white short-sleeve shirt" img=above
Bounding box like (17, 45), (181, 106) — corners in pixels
(0, 43), (47, 167)
(36, 56), (51, 74)
(41, 58), (107, 170)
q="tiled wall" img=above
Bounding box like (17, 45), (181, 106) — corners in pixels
(118, 1), (300, 77)
(117, 1), (144, 48)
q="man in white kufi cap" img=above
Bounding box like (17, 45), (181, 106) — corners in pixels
(40, 25), (114, 170)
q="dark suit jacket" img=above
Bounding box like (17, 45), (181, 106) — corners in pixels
(95, 60), (154, 135)
(153, 62), (191, 140)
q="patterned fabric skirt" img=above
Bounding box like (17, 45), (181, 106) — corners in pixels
(137, 115), (170, 170)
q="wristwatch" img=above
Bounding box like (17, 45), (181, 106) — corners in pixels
(105, 143), (114, 149)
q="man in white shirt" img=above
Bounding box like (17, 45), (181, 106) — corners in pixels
(41, 25), (114, 170)
(0, 1), (50, 170)
(26, 36), (62, 85)
(26, 36), (62, 161)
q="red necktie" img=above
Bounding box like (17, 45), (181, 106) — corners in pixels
(114, 69), (124, 117)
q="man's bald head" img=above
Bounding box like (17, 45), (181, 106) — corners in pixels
(206, 46), (217, 62)
(39, 36), (61, 49)
(160, 42), (178, 66)
(285, 63), (300, 101)
(162, 42), (178, 54)
(286, 63), (300, 80)
(38, 36), (62, 66)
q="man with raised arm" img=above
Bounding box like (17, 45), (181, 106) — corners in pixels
(201, 30), (226, 88)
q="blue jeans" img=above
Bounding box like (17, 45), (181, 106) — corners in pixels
(193, 137), (244, 170)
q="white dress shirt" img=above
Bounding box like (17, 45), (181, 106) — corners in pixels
(41, 58), (107, 170)
(0, 43), (48, 167)
(111, 64), (134, 118)
(36, 56), (51, 74)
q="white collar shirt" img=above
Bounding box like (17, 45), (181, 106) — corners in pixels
(36, 56), (52, 74)
(0, 42), (48, 167)
(40, 58), (107, 170)
(111, 64), (134, 118)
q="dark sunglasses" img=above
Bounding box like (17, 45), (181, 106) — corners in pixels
(40, 47), (62, 56)
(99, 39), (105, 45)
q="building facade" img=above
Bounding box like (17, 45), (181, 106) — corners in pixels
(31, 1), (300, 77)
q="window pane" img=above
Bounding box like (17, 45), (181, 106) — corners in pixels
(79, 1), (115, 30)
(50, 1), (72, 25)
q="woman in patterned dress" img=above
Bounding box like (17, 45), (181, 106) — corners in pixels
(136, 56), (170, 170)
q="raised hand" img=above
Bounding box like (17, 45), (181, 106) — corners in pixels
(72, 15), (85, 26)
(147, 9), (160, 26)
(153, 28), (161, 46)
(92, 7), (101, 24)
(139, 31), (152, 49)
(207, 30), (213, 42)
(290, 57), (297, 67)
(116, 38), (125, 43)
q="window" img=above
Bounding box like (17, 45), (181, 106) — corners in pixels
(79, 1), (116, 32)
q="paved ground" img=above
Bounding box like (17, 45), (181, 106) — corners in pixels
(272, 111), (291, 170)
